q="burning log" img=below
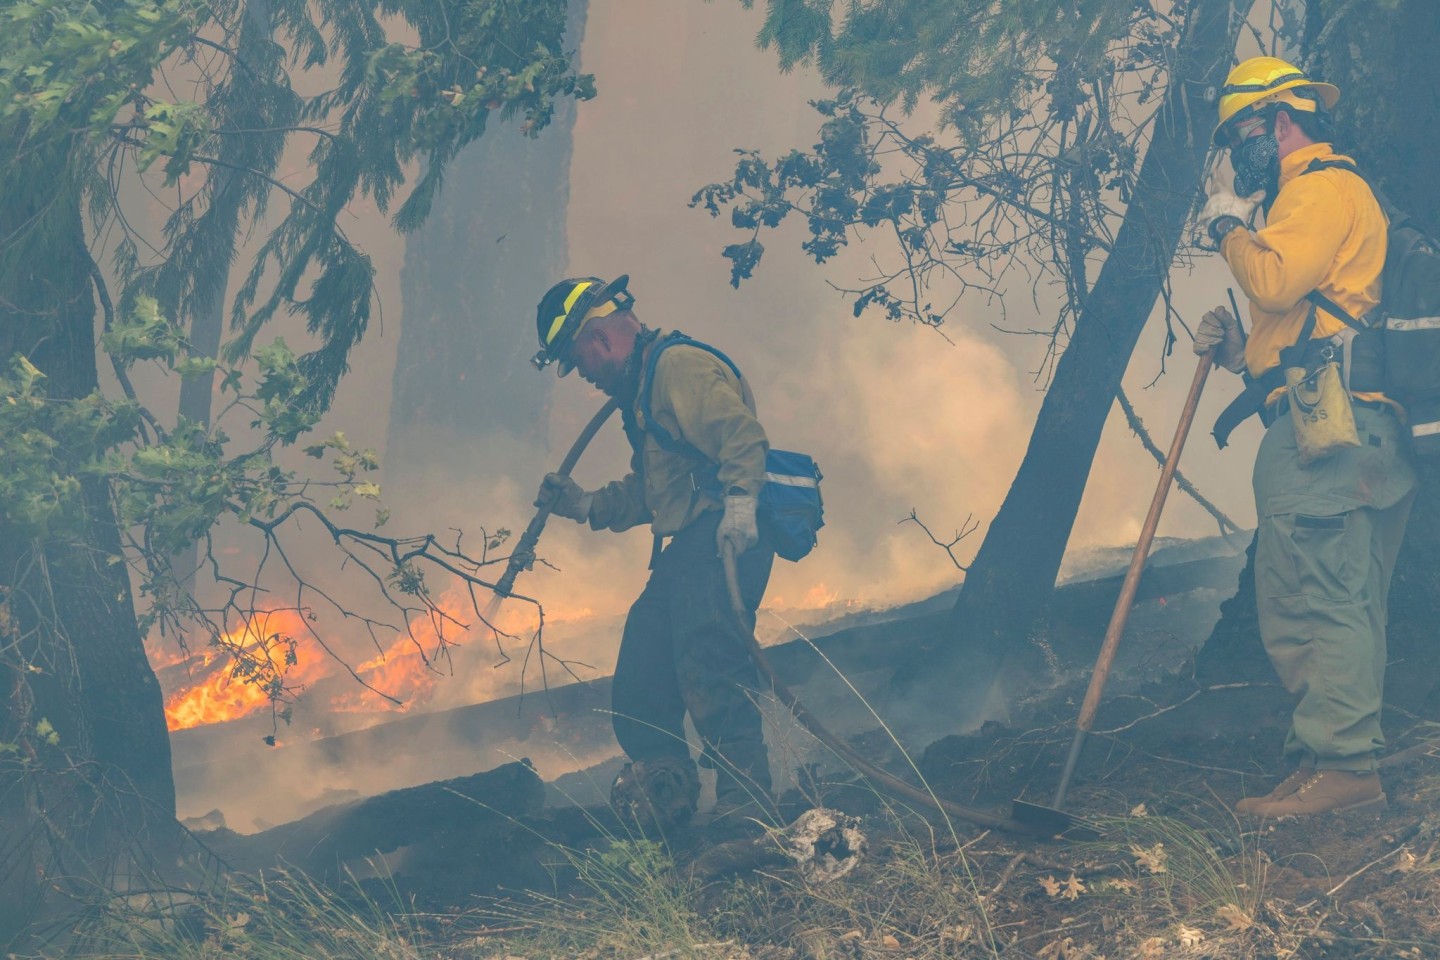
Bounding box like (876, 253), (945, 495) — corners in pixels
(689, 807), (866, 883)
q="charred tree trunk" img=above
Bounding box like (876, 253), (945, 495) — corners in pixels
(0, 144), (176, 945)
(897, 0), (1244, 694)
(1196, 0), (1440, 720)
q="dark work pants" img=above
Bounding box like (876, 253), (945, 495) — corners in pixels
(611, 511), (774, 799)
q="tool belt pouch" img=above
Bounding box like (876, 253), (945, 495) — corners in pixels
(1284, 359), (1360, 465)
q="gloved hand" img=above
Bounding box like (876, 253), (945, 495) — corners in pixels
(1195, 171), (1263, 250)
(1193, 305), (1248, 373)
(716, 494), (759, 557)
(535, 472), (592, 523)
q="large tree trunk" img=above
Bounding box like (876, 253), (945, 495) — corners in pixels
(1196, 0), (1440, 720)
(0, 144), (175, 946)
(386, 1), (588, 490)
(897, 0), (1243, 694)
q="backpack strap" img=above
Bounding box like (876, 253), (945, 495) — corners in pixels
(639, 331), (743, 454)
(1213, 367), (1286, 449)
(1297, 158), (1375, 333)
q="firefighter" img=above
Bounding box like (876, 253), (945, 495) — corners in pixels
(1195, 57), (1416, 817)
(530, 275), (774, 830)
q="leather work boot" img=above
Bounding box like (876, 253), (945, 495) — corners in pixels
(1249, 770), (1386, 819)
(610, 757), (700, 831)
(1234, 766), (1315, 816)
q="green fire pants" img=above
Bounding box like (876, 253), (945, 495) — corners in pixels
(1253, 404), (1416, 772)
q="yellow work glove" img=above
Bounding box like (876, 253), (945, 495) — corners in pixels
(1193, 306), (1247, 373)
(535, 472), (592, 523)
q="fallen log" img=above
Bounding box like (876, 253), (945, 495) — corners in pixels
(200, 759), (545, 878)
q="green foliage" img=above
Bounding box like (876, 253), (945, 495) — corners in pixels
(134, 99), (210, 183)
(0, 357), (141, 538)
(251, 339), (321, 443)
(101, 296), (184, 365)
(699, 0), (1181, 326)
(0, 0), (200, 144)
(3, 0), (594, 419)
(304, 430), (383, 512)
(746, 0), (1133, 133)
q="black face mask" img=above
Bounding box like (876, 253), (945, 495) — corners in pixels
(1232, 132), (1280, 199)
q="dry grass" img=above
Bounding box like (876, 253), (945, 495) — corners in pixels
(53, 868), (424, 960)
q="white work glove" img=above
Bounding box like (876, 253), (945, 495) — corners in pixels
(1193, 306), (1248, 373)
(535, 472), (592, 523)
(1195, 171), (1263, 250)
(716, 494), (759, 557)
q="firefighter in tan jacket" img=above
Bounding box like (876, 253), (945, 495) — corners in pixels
(1196, 58), (1416, 818)
(530, 275), (774, 830)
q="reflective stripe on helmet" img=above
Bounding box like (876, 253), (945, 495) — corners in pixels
(545, 280), (595, 346)
(1221, 68), (1312, 98)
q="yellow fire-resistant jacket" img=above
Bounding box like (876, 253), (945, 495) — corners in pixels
(1220, 142), (1389, 405)
(587, 332), (769, 537)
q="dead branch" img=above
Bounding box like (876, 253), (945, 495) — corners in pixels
(900, 510), (979, 571)
(1115, 387), (1243, 540)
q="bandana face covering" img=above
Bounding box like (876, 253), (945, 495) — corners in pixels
(1232, 131), (1280, 199)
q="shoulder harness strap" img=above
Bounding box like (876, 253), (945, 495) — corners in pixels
(640, 332), (743, 453)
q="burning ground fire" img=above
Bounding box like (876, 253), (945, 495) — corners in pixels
(154, 594), (543, 731)
(153, 582), (850, 733)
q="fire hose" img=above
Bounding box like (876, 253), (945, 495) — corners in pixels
(497, 399), (1079, 837)
(492, 398), (620, 599)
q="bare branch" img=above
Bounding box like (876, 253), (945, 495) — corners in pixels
(900, 510), (979, 572)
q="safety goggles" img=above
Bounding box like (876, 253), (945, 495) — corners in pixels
(1222, 113), (1269, 150)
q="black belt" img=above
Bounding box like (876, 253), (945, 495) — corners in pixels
(1263, 395), (1391, 427)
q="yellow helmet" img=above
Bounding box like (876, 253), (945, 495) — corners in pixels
(1212, 56), (1340, 146)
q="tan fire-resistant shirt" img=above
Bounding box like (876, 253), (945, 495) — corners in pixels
(587, 333), (769, 537)
(1220, 142), (1390, 406)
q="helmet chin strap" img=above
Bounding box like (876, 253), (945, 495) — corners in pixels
(616, 325), (658, 403)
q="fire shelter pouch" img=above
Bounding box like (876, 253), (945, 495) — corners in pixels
(759, 449), (824, 562)
(1284, 361), (1360, 465)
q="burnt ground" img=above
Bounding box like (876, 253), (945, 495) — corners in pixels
(183, 534), (1440, 958)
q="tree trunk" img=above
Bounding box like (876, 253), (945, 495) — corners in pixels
(387, 3), (587, 488)
(168, 0), (278, 586)
(897, 0), (1244, 692)
(0, 144), (175, 946)
(1196, 0), (1440, 720)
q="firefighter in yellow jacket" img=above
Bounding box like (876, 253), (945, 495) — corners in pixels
(1195, 58), (1416, 818)
(530, 274), (774, 829)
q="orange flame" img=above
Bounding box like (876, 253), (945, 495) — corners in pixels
(157, 588), (601, 730)
(162, 609), (323, 731)
(328, 590), (486, 713)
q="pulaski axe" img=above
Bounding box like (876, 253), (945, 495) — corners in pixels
(1033, 344), (1219, 821)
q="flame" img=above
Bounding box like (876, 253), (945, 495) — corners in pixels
(162, 609), (322, 731)
(157, 587), (607, 731)
(801, 582), (841, 608)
